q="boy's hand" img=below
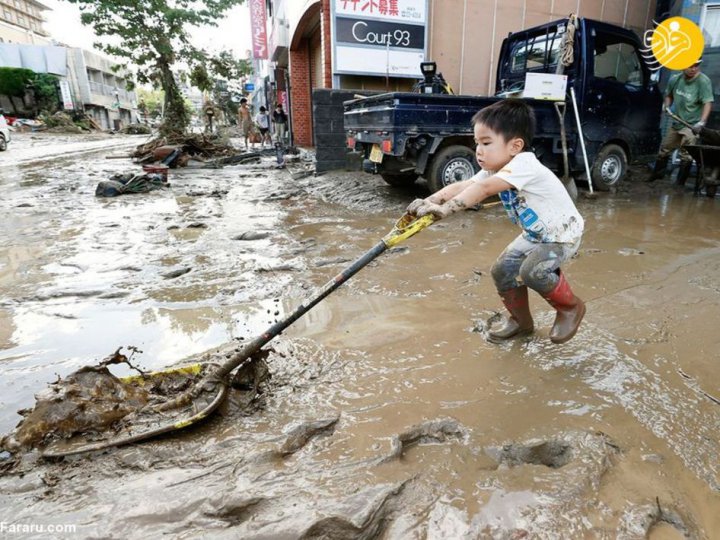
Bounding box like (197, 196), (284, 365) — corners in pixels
(406, 198), (426, 215)
(416, 202), (450, 220)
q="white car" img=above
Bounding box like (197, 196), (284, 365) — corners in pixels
(0, 110), (10, 151)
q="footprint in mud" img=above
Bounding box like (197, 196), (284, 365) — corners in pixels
(618, 247), (645, 256)
(485, 439), (573, 469)
(380, 418), (469, 463)
(617, 500), (695, 540)
(277, 415), (340, 456)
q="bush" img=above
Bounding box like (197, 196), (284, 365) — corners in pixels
(31, 74), (59, 114)
(0, 67), (34, 97)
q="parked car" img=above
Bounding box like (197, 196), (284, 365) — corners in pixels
(0, 109), (10, 152)
(345, 17), (663, 192)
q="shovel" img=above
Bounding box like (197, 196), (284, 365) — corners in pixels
(38, 213), (435, 457)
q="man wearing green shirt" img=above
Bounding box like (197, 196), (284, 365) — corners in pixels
(648, 59), (714, 184)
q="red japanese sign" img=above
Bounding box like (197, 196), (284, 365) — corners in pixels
(249, 0), (268, 59)
(336, 0), (426, 23)
(340, 0), (399, 16)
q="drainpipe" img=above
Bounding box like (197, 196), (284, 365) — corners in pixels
(285, 68), (293, 147)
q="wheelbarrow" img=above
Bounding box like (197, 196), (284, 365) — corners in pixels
(684, 143), (720, 198)
(664, 109), (720, 197)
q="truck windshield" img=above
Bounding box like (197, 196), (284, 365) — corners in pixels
(509, 27), (564, 73)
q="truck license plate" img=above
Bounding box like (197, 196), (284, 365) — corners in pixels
(369, 144), (383, 163)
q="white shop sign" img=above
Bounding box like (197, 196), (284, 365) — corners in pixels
(59, 79), (74, 110)
(331, 0), (428, 78)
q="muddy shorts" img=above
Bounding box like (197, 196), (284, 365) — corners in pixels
(491, 234), (581, 294)
(242, 119), (252, 137)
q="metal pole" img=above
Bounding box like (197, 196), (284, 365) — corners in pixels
(570, 86), (594, 195)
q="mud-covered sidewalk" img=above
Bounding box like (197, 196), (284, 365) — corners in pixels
(1, 132), (719, 538)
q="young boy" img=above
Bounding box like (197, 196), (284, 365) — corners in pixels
(255, 106), (272, 148)
(408, 99), (585, 344)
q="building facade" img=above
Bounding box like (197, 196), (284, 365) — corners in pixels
(0, 44), (136, 129)
(0, 0), (50, 45)
(66, 48), (136, 129)
(265, 0), (663, 147)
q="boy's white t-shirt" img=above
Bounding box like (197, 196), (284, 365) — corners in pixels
(255, 113), (270, 129)
(475, 152), (584, 244)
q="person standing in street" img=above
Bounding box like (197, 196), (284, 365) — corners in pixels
(272, 103), (288, 145)
(238, 98), (253, 149)
(647, 60), (714, 185)
(255, 106), (272, 148)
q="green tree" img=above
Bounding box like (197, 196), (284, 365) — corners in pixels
(0, 67), (34, 98)
(136, 87), (165, 119)
(67, 0), (248, 136)
(30, 73), (60, 114)
(0, 68), (59, 115)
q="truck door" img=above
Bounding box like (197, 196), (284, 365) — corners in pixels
(584, 27), (662, 158)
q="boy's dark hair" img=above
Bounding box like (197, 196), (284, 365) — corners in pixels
(472, 99), (535, 151)
(259, 106), (266, 112)
(240, 98), (248, 104)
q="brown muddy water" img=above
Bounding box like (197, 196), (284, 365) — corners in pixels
(1, 132), (719, 538)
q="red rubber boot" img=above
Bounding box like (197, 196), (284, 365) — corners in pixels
(542, 271), (586, 344)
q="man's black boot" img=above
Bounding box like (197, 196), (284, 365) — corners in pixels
(675, 161), (693, 187)
(646, 157), (669, 182)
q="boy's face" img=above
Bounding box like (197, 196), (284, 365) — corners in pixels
(473, 122), (524, 172)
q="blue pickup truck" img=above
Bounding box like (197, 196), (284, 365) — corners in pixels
(345, 17), (663, 192)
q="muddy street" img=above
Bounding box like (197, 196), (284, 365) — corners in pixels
(1, 132), (720, 538)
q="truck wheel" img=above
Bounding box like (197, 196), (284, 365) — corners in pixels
(427, 145), (479, 192)
(0, 135), (6, 152)
(591, 144), (627, 191)
(380, 172), (418, 187)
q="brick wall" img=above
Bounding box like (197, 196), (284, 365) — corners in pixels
(290, 44), (313, 147)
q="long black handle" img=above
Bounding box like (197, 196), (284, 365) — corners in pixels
(212, 240), (388, 380)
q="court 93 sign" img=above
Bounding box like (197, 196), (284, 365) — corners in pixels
(331, 0), (428, 78)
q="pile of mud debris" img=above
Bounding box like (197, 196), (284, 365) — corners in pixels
(132, 134), (250, 168)
(0, 347), (269, 457)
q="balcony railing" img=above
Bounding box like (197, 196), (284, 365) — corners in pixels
(88, 81), (132, 102)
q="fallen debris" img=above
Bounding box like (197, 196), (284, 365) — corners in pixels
(121, 123), (152, 135)
(95, 171), (169, 197)
(132, 134), (238, 166)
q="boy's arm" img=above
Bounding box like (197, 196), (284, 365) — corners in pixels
(415, 176), (513, 219)
(407, 176), (478, 215)
(426, 178), (476, 204)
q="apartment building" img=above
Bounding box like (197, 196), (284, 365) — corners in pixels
(66, 48), (136, 129)
(0, 0), (50, 45)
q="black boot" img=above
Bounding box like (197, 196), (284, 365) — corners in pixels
(646, 157), (668, 182)
(675, 161), (693, 187)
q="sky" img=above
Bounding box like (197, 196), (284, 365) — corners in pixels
(42, 0), (253, 58)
